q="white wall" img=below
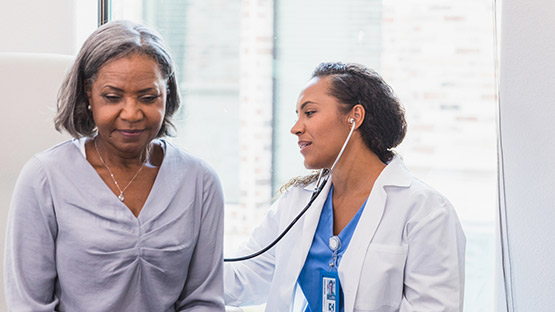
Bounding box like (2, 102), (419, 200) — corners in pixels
(0, 0), (73, 53)
(0, 1), (96, 311)
(0, 0), (96, 54)
(498, 0), (555, 311)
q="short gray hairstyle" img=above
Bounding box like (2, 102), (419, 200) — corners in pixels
(54, 20), (180, 138)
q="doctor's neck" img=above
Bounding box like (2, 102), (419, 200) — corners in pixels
(329, 143), (385, 196)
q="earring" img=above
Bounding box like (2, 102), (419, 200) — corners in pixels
(87, 105), (91, 110)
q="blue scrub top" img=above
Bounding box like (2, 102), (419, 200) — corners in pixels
(298, 184), (367, 312)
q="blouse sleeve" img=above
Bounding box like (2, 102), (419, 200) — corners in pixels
(223, 193), (284, 307)
(175, 164), (225, 311)
(400, 195), (466, 312)
(4, 157), (59, 311)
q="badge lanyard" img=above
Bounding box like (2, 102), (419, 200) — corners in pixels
(320, 235), (341, 312)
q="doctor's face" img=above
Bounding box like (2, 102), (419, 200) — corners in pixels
(291, 76), (351, 170)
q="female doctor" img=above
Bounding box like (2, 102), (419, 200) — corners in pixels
(224, 62), (466, 312)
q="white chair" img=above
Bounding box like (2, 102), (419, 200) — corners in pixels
(0, 52), (74, 310)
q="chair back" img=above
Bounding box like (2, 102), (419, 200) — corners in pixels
(0, 52), (74, 309)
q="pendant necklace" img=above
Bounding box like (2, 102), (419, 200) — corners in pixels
(94, 139), (148, 202)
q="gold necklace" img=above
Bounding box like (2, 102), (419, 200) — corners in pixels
(94, 139), (148, 202)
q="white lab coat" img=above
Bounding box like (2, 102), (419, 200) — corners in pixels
(224, 156), (465, 312)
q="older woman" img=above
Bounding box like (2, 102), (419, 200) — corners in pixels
(5, 21), (225, 311)
(224, 62), (466, 312)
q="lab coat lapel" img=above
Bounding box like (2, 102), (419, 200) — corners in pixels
(285, 179), (332, 309)
(338, 156), (412, 311)
(339, 184), (387, 312)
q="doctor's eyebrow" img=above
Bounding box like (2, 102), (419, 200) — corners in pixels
(296, 101), (316, 114)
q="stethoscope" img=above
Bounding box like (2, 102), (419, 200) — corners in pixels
(224, 118), (356, 262)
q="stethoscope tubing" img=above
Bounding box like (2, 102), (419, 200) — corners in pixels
(223, 178), (328, 262)
(223, 120), (356, 262)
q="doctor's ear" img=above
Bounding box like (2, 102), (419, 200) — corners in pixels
(348, 104), (365, 127)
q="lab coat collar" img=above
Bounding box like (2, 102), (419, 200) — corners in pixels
(379, 154), (413, 188)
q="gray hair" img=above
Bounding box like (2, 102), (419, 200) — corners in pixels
(54, 20), (180, 138)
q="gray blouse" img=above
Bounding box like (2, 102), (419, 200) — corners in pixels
(4, 139), (225, 311)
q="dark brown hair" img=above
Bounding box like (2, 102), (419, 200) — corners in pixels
(312, 62), (406, 163)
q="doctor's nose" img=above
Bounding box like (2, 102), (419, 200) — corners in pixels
(290, 119), (304, 136)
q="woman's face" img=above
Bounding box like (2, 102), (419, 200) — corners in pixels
(291, 76), (351, 170)
(87, 53), (167, 157)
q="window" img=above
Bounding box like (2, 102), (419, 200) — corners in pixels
(111, 1), (497, 310)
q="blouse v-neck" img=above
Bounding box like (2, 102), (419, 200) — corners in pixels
(72, 137), (167, 221)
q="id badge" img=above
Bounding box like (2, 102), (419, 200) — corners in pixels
(320, 270), (340, 312)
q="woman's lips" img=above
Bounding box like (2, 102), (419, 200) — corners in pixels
(118, 129), (144, 138)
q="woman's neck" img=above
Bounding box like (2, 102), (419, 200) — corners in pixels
(330, 142), (386, 198)
(89, 137), (160, 169)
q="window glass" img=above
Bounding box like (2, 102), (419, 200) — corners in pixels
(111, 1), (496, 310)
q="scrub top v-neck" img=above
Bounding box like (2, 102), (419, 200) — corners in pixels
(298, 184), (367, 312)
